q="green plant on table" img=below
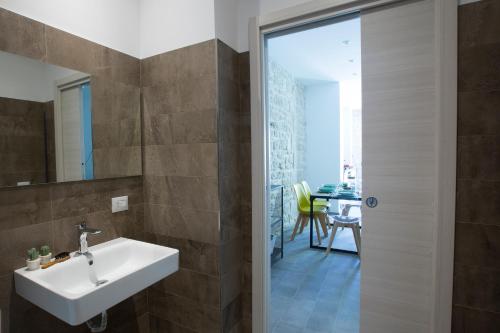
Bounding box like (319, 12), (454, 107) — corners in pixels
(27, 248), (39, 261)
(40, 245), (51, 256)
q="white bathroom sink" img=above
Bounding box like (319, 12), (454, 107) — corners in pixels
(14, 238), (179, 325)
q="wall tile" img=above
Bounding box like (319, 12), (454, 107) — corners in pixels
(453, 264), (500, 313)
(220, 175), (242, 214)
(93, 147), (142, 179)
(178, 74), (217, 113)
(52, 205), (143, 253)
(458, 90), (500, 136)
(143, 144), (217, 178)
(0, 273), (12, 333)
(171, 109), (217, 144)
(0, 186), (51, 231)
(140, 40), (215, 88)
(109, 312), (150, 333)
(218, 40), (240, 83)
(105, 291), (148, 332)
(456, 179), (500, 225)
(454, 223), (500, 269)
(0, 8), (45, 60)
(221, 237), (243, 276)
(149, 292), (221, 333)
(457, 135), (500, 181)
(221, 268), (242, 309)
(176, 40), (216, 80)
(152, 268), (220, 307)
(144, 233), (219, 276)
(45, 26), (139, 86)
(96, 47), (140, 87)
(0, 222), (52, 276)
(143, 176), (175, 204)
(142, 84), (180, 117)
(452, 305), (500, 333)
(143, 175), (219, 211)
(459, 43), (500, 92)
(140, 51), (179, 88)
(458, 0), (500, 49)
(143, 113), (174, 146)
(149, 314), (196, 333)
(223, 295), (242, 333)
(144, 203), (219, 245)
(50, 182), (106, 219)
(45, 26), (102, 76)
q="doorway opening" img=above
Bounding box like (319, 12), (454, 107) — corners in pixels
(265, 14), (362, 333)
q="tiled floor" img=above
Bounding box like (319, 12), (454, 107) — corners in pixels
(271, 223), (361, 333)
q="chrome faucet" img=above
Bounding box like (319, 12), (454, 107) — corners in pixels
(75, 221), (102, 265)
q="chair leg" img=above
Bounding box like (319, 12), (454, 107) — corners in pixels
(299, 215), (308, 234)
(325, 222), (339, 255)
(327, 215), (333, 228)
(353, 223), (362, 255)
(352, 223), (361, 255)
(314, 217), (322, 245)
(290, 214), (302, 241)
(318, 214), (328, 237)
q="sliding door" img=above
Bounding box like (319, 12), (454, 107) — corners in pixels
(361, 0), (437, 332)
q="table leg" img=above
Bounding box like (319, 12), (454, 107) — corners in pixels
(309, 197), (314, 248)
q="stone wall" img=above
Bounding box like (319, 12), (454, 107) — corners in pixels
(268, 59), (306, 229)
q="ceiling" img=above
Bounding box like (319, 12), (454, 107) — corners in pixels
(267, 16), (361, 85)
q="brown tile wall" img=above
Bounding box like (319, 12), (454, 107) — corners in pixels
(217, 40), (244, 332)
(453, 1), (500, 332)
(141, 40), (222, 333)
(0, 97), (48, 187)
(0, 8), (146, 333)
(141, 41), (252, 333)
(238, 52), (252, 333)
(44, 101), (57, 183)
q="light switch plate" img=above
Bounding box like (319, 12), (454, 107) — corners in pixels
(111, 196), (128, 213)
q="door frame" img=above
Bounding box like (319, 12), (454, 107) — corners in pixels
(249, 0), (457, 332)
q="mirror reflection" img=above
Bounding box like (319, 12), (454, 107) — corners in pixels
(0, 50), (141, 187)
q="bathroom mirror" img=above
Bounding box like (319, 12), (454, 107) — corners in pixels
(0, 50), (141, 188)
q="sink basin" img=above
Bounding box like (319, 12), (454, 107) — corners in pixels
(14, 238), (179, 325)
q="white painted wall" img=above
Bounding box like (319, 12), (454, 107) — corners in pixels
(139, 0), (216, 58)
(304, 81), (340, 190)
(236, 0), (314, 52)
(0, 51), (79, 102)
(259, 0), (312, 15)
(0, 0), (140, 57)
(237, 0), (259, 52)
(215, 0), (239, 51)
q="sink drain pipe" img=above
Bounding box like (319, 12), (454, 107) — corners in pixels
(86, 311), (107, 332)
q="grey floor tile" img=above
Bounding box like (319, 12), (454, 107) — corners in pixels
(306, 312), (336, 332)
(272, 228), (360, 333)
(272, 322), (303, 333)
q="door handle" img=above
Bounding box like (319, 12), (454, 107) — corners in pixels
(366, 197), (378, 208)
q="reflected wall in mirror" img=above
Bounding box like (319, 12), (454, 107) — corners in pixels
(0, 50), (141, 188)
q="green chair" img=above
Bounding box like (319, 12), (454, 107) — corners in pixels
(301, 181), (331, 209)
(291, 183), (328, 244)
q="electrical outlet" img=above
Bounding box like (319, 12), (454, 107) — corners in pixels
(111, 196), (128, 213)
